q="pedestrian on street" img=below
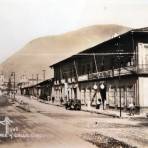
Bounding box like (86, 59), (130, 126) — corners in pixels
(52, 96), (55, 103)
(60, 97), (63, 104)
(96, 98), (101, 109)
(129, 102), (135, 116)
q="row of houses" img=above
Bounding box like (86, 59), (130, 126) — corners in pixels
(21, 28), (148, 113)
(21, 79), (53, 100)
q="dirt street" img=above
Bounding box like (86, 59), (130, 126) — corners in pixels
(0, 96), (148, 148)
(0, 96), (99, 148)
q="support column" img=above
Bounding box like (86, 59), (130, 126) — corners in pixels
(86, 88), (91, 108)
(81, 89), (85, 105)
(91, 88), (95, 106)
(70, 88), (73, 99)
(125, 87), (127, 108)
(77, 86), (80, 100)
(106, 87), (109, 108)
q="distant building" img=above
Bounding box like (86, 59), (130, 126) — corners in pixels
(18, 74), (41, 89)
(0, 74), (6, 93)
(0, 74), (5, 86)
(21, 79), (53, 100)
(50, 28), (148, 113)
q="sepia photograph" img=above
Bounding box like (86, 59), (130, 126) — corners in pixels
(0, 0), (148, 147)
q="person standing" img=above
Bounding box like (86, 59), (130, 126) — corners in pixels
(96, 99), (101, 109)
(52, 96), (55, 103)
(129, 102), (135, 116)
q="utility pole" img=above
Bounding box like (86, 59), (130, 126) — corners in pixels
(11, 72), (15, 100)
(93, 52), (99, 79)
(36, 74), (39, 96)
(119, 63), (122, 117)
(42, 70), (46, 81)
(36, 74), (39, 84)
(32, 74), (34, 85)
(117, 36), (122, 117)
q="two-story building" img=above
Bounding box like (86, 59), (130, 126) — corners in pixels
(50, 27), (148, 113)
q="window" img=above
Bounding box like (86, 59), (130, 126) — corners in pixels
(138, 43), (148, 70)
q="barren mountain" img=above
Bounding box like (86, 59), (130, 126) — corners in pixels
(1, 24), (131, 81)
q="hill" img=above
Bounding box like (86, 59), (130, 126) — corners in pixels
(1, 24), (131, 81)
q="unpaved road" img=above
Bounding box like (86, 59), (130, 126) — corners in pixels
(0, 96), (148, 148)
(0, 97), (100, 148)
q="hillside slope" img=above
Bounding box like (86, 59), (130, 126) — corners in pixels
(1, 24), (131, 80)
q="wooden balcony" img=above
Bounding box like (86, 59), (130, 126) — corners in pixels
(78, 75), (88, 81)
(78, 66), (136, 82)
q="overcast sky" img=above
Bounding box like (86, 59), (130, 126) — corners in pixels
(0, 0), (148, 63)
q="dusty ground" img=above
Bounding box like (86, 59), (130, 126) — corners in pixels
(0, 95), (148, 148)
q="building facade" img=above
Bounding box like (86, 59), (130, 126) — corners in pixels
(50, 28), (148, 113)
(21, 79), (53, 100)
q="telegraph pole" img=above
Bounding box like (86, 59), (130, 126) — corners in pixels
(36, 74), (39, 84)
(119, 63), (122, 117)
(11, 72), (15, 100)
(118, 36), (122, 117)
(14, 72), (15, 100)
(42, 70), (46, 81)
(36, 74), (39, 96)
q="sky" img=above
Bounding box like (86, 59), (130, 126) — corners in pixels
(0, 0), (148, 63)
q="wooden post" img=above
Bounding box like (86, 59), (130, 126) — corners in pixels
(59, 65), (63, 82)
(73, 60), (78, 81)
(119, 65), (122, 117)
(14, 72), (15, 100)
(93, 53), (99, 79)
(42, 70), (46, 81)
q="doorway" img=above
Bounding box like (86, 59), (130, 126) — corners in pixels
(73, 88), (77, 99)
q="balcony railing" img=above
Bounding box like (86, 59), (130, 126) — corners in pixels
(54, 77), (76, 85)
(78, 75), (88, 81)
(53, 65), (148, 84)
(78, 66), (136, 81)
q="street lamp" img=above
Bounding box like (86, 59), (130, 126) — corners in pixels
(99, 83), (106, 110)
(100, 83), (105, 89)
(93, 83), (98, 90)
